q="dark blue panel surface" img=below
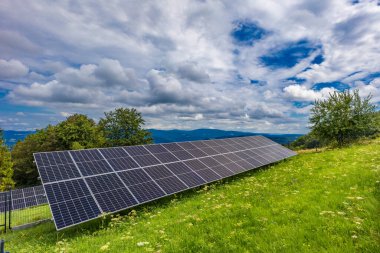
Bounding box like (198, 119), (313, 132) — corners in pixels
(153, 152), (179, 163)
(155, 176), (188, 194)
(76, 160), (113, 176)
(144, 165), (173, 179)
(165, 161), (192, 175)
(177, 172), (206, 187)
(132, 154), (160, 167)
(129, 181), (166, 203)
(183, 159), (208, 171)
(118, 170), (151, 186)
(107, 157), (139, 171)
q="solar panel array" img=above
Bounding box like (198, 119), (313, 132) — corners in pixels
(0, 185), (48, 213)
(34, 136), (296, 230)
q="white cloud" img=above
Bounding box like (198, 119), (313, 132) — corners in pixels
(60, 112), (73, 117)
(0, 59), (28, 79)
(353, 78), (380, 103)
(283, 84), (336, 101)
(1, 0), (379, 133)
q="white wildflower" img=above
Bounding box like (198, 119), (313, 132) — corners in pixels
(137, 241), (150, 247)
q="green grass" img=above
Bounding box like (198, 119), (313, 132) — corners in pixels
(2, 204), (51, 228)
(2, 140), (379, 252)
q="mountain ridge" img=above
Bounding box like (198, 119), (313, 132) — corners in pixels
(2, 129), (302, 147)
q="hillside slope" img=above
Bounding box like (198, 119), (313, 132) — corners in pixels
(3, 140), (380, 252)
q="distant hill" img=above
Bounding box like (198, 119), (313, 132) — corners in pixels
(2, 129), (302, 148)
(149, 129), (301, 145)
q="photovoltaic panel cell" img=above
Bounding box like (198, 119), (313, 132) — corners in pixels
(34, 151), (73, 167)
(212, 154), (232, 164)
(182, 159), (208, 171)
(155, 176), (188, 194)
(224, 153), (242, 162)
(214, 139), (230, 146)
(44, 179), (101, 230)
(123, 146), (150, 156)
(210, 165), (234, 177)
(235, 160), (254, 171)
(38, 163), (80, 183)
(99, 147), (130, 159)
(0, 185), (49, 213)
(212, 146), (230, 154)
(0, 193), (6, 213)
(177, 172), (206, 187)
(164, 162), (192, 175)
(23, 187), (34, 197)
(161, 143), (184, 152)
(11, 189), (23, 199)
(200, 147), (219, 156)
(107, 157), (139, 171)
(153, 152), (179, 163)
(76, 160), (113, 176)
(245, 157), (264, 168)
(86, 173), (137, 212)
(203, 140), (220, 147)
(35, 135), (296, 230)
(95, 188), (137, 213)
(70, 149), (104, 162)
(129, 181), (166, 203)
(186, 148), (208, 158)
(224, 162), (246, 173)
(191, 141), (210, 148)
(85, 173), (125, 194)
(12, 199), (24, 210)
(44, 179), (91, 204)
(171, 150), (194, 160)
(144, 165), (173, 180)
(118, 170), (151, 186)
(25, 196), (37, 207)
(36, 194), (48, 205)
(198, 157), (221, 167)
(51, 196), (100, 230)
(144, 144), (168, 154)
(177, 142), (197, 150)
(196, 169), (222, 181)
(132, 154), (161, 167)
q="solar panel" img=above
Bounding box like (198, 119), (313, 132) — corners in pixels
(34, 135), (296, 230)
(0, 185), (48, 213)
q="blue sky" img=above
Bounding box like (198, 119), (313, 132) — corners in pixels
(0, 0), (380, 133)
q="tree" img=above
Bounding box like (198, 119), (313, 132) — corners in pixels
(309, 90), (377, 147)
(290, 131), (321, 150)
(11, 115), (107, 186)
(56, 114), (105, 150)
(98, 108), (152, 147)
(0, 128), (15, 190)
(12, 125), (59, 186)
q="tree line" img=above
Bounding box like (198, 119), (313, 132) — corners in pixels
(1, 108), (152, 188)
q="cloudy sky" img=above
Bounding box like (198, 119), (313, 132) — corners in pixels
(1, 0), (379, 133)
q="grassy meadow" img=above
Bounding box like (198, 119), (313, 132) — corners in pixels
(2, 139), (379, 252)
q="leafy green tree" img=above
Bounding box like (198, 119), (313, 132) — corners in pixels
(98, 108), (152, 147)
(12, 126), (59, 186)
(56, 114), (105, 149)
(12, 115), (106, 186)
(290, 131), (321, 150)
(0, 128), (15, 190)
(309, 90), (377, 147)
(375, 111), (380, 135)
